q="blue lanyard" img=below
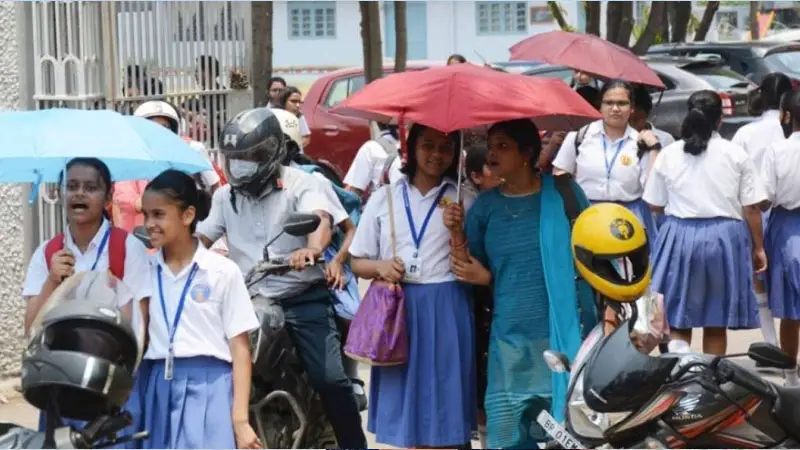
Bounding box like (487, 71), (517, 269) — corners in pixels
(157, 263), (199, 349)
(90, 228), (111, 271)
(401, 182), (448, 255)
(601, 135), (626, 180)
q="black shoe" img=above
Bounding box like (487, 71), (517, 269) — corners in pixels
(351, 378), (368, 411)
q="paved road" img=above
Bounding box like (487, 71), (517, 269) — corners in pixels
(0, 325), (781, 448)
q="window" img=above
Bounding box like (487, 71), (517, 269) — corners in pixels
(289, 2), (336, 39)
(324, 76), (365, 108)
(476, 2), (527, 35)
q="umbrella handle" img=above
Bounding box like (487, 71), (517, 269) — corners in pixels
(456, 132), (465, 203)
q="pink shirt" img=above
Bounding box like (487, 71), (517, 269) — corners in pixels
(113, 180), (148, 231)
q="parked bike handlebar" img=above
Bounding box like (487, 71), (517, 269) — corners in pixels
(715, 359), (775, 399)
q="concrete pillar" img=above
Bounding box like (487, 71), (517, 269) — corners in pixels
(0, 2), (28, 378)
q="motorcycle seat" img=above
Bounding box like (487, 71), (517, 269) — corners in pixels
(774, 385), (800, 438)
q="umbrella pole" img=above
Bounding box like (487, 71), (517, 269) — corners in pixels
(456, 131), (464, 203)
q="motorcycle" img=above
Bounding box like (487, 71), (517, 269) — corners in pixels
(243, 213), (338, 450)
(538, 304), (800, 449)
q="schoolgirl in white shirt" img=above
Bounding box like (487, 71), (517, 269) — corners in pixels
(643, 90), (769, 357)
(761, 88), (800, 386)
(139, 169), (261, 449)
(553, 79), (662, 254)
(21, 157), (151, 434)
(350, 123), (476, 449)
(732, 72), (794, 348)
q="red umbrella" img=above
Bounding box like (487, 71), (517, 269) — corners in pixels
(509, 30), (665, 89)
(330, 63), (601, 133)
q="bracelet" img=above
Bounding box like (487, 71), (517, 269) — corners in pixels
(450, 239), (467, 249)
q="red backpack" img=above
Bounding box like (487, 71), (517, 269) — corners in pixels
(44, 227), (128, 279)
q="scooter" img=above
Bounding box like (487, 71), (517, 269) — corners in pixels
(539, 304), (800, 449)
(243, 213), (338, 449)
(0, 411), (146, 449)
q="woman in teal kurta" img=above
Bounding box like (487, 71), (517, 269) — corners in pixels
(450, 119), (597, 448)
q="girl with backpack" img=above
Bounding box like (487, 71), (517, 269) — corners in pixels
(21, 157), (152, 436)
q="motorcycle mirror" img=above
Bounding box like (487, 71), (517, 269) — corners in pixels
(132, 226), (152, 249)
(747, 342), (796, 369)
(282, 213), (321, 237)
(543, 350), (570, 373)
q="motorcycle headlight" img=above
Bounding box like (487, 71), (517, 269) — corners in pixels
(567, 366), (632, 440)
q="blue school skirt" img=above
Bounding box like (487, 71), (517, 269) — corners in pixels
(141, 356), (235, 449)
(37, 362), (149, 449)
(651, 216), (758, 330)
(765, 206), (800, 320)
(592, 198), (658, 257)
(367, 281), (476, 448)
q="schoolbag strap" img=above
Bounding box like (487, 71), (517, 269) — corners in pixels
(554, 174), (581, 228)
(574, 124), (589, 156)
(44, 234), (66, 271)
(108, 227), (128, 279)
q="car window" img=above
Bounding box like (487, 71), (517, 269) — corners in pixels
(765, 51), (800, 77)
(684, 66), (751, 90)
(530, 68), (577, 85)
(324, 78), (350, 108)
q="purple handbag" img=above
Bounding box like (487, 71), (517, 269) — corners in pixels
(343, 184), (409, 366)
(344, 280), (408, 366)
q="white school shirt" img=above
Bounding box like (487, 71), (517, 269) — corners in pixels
(761, 132), (800, 210)
(343, 132), (400, 191)
(553, 120), (647, 202)
(732, 109), (785, 173)
(349, 177), (475, 284)
(196, 166), (331, 300)
(643, 134), (767, 220)
(144, 243), (259, 363)
(22, 219), (151, 306)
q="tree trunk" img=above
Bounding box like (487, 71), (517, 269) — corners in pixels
(615, 1), (634, 48)
(750, 1), (761, 41)
(694, 1), (720, 41)
(250, 1), (273, 107)
(606, 1), (622, 44)
(359, 1), (383, 83)
(670, 1), (692, 43)
(394, 1), (407, 73)
(547, 1), (571, 31)
(631, 1), (667, 56)
(584, 1), (601, 36)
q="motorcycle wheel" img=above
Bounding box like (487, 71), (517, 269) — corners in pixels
(304, 414), (338, 449)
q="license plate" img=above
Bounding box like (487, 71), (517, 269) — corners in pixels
(537, 410), (585, 449)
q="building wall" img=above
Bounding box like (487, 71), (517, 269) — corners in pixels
(271, 0), (584, 69)
(0, 2), (25, 378)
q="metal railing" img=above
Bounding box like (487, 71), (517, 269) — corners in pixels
(28, 0), (253, 245)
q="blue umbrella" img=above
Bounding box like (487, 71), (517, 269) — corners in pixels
(0, 108), (213, 184)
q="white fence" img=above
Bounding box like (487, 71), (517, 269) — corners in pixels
(29, 1), (253, 244)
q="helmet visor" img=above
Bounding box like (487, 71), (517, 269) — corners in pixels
(575, 243), (649, 286)
(222, 138), (280, 187)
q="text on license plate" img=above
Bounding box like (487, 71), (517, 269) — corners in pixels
(536, 410), (585, 449)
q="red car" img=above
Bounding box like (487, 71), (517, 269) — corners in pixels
(301, 63), (435, 179)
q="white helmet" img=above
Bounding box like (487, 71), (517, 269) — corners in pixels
(270, 108), (302, 149)
(134, 101), (180, 134)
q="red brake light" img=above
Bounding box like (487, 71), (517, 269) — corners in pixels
(719, 92), (734, 116)
(792, 78), (800, 89)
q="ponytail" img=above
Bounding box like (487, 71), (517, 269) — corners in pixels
(749, 72), (793, 116)
(681, 90), (722, 156)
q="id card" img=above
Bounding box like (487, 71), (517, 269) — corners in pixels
(404, 256), (423, 282)
(165, 346), (174, 381)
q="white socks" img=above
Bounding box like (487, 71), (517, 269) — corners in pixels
(757, 293), (779, 346)
(478, 426), (487, 449)
(667, 339), (691, 353)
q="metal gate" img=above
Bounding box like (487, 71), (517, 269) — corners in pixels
(29, 0), (252, 243)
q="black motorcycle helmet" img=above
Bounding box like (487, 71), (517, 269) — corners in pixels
(220, 107), (286, 198)
(21, 273), (140, 421)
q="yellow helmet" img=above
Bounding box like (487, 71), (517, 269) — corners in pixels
(571, 203), (651, 302)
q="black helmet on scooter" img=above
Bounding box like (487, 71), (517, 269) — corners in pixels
(219, 107), (286, 198)
(21, 272), (141, 421)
